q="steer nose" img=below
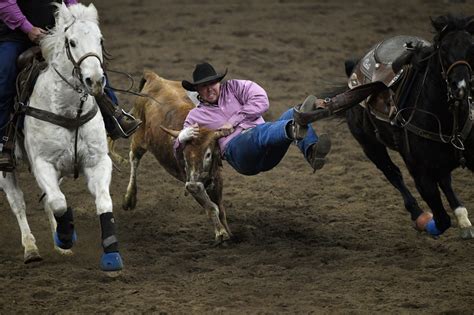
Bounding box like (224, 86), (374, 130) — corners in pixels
(185, 181), (204, 194)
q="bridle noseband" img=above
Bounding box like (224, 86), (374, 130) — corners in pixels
(64, 37), (103, 85)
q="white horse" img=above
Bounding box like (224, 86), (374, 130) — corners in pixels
(0, 3), (123, 271)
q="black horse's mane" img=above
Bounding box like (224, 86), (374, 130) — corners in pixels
(408, 14), (473, 70)
(432, 14), (474, 44)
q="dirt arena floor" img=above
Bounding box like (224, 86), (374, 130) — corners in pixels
(1, 0), (474, 313)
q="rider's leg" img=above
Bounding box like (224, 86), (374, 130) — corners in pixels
(278, 104), (331, 172)
(94, 77), (142, 140)
(0, 41), (30, 171)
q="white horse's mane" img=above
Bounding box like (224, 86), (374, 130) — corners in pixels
(41, 3), (99, 63)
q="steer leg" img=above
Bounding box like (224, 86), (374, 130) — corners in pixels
(190, 185), (230, 244)
(207, 179), (232, 238)
(123, 145), (147, 211)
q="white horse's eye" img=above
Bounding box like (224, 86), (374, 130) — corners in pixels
(69, 40), (76, 48)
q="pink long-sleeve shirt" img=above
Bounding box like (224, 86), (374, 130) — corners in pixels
(175, 79), (269, 155)
(0, 0), (77, 34)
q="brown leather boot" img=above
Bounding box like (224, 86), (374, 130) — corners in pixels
(0, 122), (17, 172)
(95, 94), (142, 140)
(290, 95), (317, 140)
(306, 133), (331, 173)
(0, 149), (15, 172)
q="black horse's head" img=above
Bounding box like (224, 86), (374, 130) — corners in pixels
(432, 15), (474, 101)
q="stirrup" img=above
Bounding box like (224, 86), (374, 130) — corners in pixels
(0, 150), (16, 172)
(108, 110), (142, 140)
(292, 95), (317, 140)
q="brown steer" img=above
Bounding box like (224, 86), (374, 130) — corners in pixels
(121, 70), (232, 243)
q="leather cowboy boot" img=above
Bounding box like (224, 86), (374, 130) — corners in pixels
(0, 122), (17, 172)
(290, 95), (317, 140)
(306, 134), (331, 172)
(95, 94), (142, 140)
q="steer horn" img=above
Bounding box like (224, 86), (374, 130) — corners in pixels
(293, 81), (388, 125)
(160, 125), (181, 138)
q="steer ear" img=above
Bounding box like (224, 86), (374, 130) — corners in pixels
(160, 125), (181, 138)
(214, 128), (234, 139)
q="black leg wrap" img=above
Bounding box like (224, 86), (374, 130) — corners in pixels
(100, 212), (119, 253)
(55, 207), (75, 249)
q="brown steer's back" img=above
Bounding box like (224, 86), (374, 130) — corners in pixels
(130, 70), (195, 181)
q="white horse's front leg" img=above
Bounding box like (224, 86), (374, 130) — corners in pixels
(1, 173), (42, 263)
(33, 159), (74, 255)
(84, 156), (123, 272)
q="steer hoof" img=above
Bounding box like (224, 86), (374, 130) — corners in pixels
(213, 232), (232, 247)
(122, 194), (136, 211)
(459, 226), (474, 239)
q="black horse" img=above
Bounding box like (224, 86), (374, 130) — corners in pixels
(344, 15), (474, 238)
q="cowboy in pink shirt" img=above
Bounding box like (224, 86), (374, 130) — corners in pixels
(176, 62), (332, 175)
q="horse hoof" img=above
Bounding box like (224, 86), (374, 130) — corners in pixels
(54, 247), (74, 256)
(460, 226), (474, 239)
(100, 252), (123, 271)
(415, 212), (433, 231)
(54, 231), (77, 250)
(425, 219), (443, 236)
(24, 251), (42, 264)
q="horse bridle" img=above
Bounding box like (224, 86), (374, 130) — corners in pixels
(64, 37), (103, 86)
(53, 17), (104, 94)
(47, 18), (104, 178)
(394, 32), (474, 162)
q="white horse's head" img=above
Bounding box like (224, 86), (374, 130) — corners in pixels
(42, 3), (105, 96)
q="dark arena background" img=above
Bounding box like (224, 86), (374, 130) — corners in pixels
(1, 0), (474, 313)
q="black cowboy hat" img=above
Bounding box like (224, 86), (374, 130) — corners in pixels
(182, 62), (227, 91)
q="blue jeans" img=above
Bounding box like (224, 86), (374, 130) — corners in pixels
(224, 108), (319, 175)
(0, 41), (31, 142)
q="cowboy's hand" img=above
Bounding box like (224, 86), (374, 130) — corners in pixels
(178, 123), (199, 142)
(218, 122), (234, 136)
(27, 27), (47, 44)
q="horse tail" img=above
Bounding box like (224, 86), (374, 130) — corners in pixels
(138, 76), (147, 93)
(345, 59), (358, 77)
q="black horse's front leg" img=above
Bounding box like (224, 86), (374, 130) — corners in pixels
(439, 174), (474, 239)
(412, 172), (451, 236)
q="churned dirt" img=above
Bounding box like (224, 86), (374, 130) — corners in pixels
(1, 0), (474, 313)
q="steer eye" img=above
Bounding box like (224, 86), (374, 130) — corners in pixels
(205, 151), (212, 160)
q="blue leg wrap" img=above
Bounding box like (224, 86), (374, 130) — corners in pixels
(54, 231), (77, 249)
(425, 219), (442, 236)
(100, 252), (123, 271)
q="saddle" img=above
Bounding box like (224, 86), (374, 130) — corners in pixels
(348, 35), (430, 121)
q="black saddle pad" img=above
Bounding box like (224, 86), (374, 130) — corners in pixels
(374, 35), (430, 64)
